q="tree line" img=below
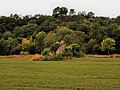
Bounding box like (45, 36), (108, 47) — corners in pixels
(0, 6), (120, 55)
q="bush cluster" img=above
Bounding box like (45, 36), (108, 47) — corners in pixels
(37, 54), (64, 61)
(20, 51), (30, 55)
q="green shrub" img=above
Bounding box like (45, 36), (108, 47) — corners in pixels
(50, 42), (60, 52)
(72, 51), (80, 57)
(68, 43), (81, 58)
(20, 51), (30, 55)
(64, 50), (73, 59)
(52, 54), (64, 61)
(79, 51), (85, 57)
(41, 48), (50, 55)
(40, 54), (64, 61)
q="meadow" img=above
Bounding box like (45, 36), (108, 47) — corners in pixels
(0, 57), (120, 90)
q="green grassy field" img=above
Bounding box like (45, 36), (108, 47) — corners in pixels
(0, 57), (120, 90)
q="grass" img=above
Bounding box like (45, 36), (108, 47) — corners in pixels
(0, 57), (120, 90)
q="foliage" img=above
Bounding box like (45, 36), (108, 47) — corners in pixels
(40, 54), (64, 61)
(0, 39), (8, 55)
(69, 44), (81, 57)
(52, 54), (64, 61)
(36, 19), (57, 33)
(20, 51), (30, 55)
(3, 31), (14, 40)
(50, 42), (61, 52)
(44, 32), (57, 47)
(63, 35), (73, 45)
(41, 48), (50, 56)
(55, 26), (72, 41)
(35, 31), (47, 53)
(115, 15), (120, 24)
(53, 6), (68, 18)
(79, 51), (85, 57)
(14, 24), (38, 38)
(68, 22), (80, 31)
(14, 44), (23, 54)
(19, 38), (36, 54)
(0, 7), (120, 55)
(100, 38), (116, 54)
(40, 56), (52, 61)
(64, 47), (73, 59)
(87, 39), (100, 54)
(87, 11), (95, 18)
(69, 9), (76, 16)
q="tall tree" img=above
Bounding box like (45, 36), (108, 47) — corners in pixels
(35, 31), (47, 53)
(52, 6), (68, 18)
(69, 9), (76, 16)
(87, 12), (95, 18)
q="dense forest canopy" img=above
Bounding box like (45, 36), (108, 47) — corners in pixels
(0, 6), (120, 55)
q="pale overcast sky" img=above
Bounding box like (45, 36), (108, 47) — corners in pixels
(0, 0), (120, 17)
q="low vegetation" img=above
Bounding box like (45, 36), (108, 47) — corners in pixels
(0, 57), (120, 90)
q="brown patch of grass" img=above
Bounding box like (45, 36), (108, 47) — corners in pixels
(29, 54), (42, 61)
(0, 54), (42, 60)
(0, 55), (33, 59)
(31, 54), (42, 59)
(0, 54), (42, 61)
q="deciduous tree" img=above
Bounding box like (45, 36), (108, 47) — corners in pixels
(100, 38), (116, 54)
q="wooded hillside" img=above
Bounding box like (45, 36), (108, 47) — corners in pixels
(0, 6), (120, 55)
